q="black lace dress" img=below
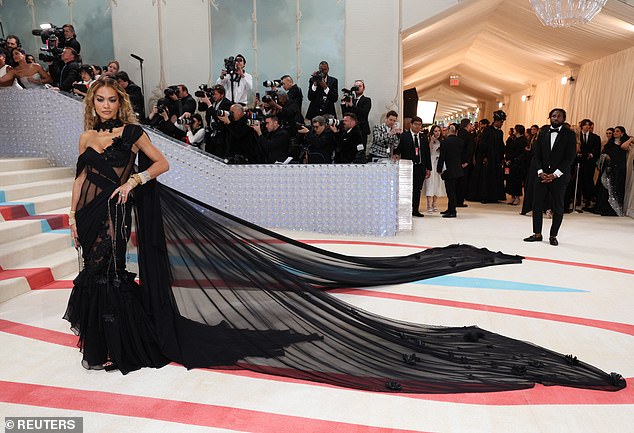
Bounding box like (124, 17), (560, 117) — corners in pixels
(63, 125), (168, 373)
(64, 124), (625, 392)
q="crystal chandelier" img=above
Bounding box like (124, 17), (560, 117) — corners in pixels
(529, 0), (607, 28)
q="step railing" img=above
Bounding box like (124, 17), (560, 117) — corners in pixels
(0, 89), (411, 235)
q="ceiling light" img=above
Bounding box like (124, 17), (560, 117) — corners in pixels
(498, 102), (504, 109)
(530, 0), (607, 28)
(561, 75), (568, 85)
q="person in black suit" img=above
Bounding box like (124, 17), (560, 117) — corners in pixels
(334, 112), (364, 163)
(306, 61), (338, 120)
(341, 80), (371, 145)
(116, 71), (145, 119)
(52, 47), (80, 93)
(456, 118), (474, 207)
(524, 108), (577, 246)
(281, 75), (304, 116)
(438, 124), (464, 218)
(394, 116), (432, 217)
(578, 119), (601, 209)
(251, 115), (290, 163)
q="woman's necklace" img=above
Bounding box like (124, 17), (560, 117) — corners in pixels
(94, 119), (124, 133)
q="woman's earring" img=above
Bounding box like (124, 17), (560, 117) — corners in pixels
(118, 107), (122, 118)
(92, 108), (96, 117)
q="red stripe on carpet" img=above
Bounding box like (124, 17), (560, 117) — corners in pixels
(0, 204), (30, 220)
(0, 268), (54, 289)
(1, 319), (632, 406)
(18, 214), (69, 230)
(0, 319), (77, 348)
(0, 380), (430, 433)
(35, 280), (74, 289)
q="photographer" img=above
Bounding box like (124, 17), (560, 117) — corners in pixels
(218, 104), (258, 163)
(50, 47), (80, 92)
(334, 113), (365, 164)
(280, 74), (304, 114)
(61, 24), (81, 54)
(147, 98), (185, 141)
(251, 115), (290, 163)
(116, 71), (145, 119)
(301, 116), (336, 164)
(306, 61), (338, 120)
(198, 84), (232, 157)
(71, 64), (95, 98)
(341, 80), (371, 145)
(176, 84), (196, 116)
(216, 54), (252, 104)
(175, 113), (206, 149)
(262, 89), (302, 136)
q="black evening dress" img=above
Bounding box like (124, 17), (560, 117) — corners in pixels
(64, 124), (626, 393)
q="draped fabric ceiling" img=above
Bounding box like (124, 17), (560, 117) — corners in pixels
(403, 0), (634, 120)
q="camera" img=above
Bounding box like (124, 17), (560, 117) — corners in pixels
(310, 71), (324, 84)
(194, 84), (213, 98)
(32, 24), (64, 62)
(261, 90), (278, 104)
(216, 109), (232, 120)
(224, 56), (236, 74)
(262, 80), (281, 88)
(156, 98), (169, 115)
(341, 86), (359, 103)
(326, 118), (341, 127)
(246, 119), (260, 127)
(177, 117), (192, 125)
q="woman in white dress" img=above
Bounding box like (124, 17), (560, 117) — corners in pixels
(424, 124), (446, 213)
(0, 48), (51, 88)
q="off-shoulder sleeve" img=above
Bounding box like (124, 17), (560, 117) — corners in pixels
(122, 124), (146, 146)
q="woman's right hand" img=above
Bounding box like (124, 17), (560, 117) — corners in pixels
(70, 223), (80, 249)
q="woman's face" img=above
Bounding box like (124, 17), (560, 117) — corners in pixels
(94, 86), (120, 122)
(606, 129), (613, 139)
(432, 127), (441, 138)
(12, 49), (25, 63)
(80, 70), (91, 81)
(192, 118), (201, 129)
(107, 63), (119, 74)
(613, 128), (623, 139)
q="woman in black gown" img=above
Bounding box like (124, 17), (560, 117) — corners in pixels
(594, 126), (633, 216)
(64, 79), (625, 393)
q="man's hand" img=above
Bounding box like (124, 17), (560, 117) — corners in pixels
(220, 69), (227, 79)
(218, 112), (231, 125)
(425, 169), (431, 179)
(297, 125), (309, 135)
(250, 122), (262, 136)
(539, 172), (555, 183)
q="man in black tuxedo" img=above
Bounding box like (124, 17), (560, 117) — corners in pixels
(394, 116), (431, 217)
(524, 108), (577, 246)
(334, 112), (364, 163)
(198, 84), (232, 157)
(52, 47), (80, 93)
(306, 61), (338, 120)
(438, 124), (464, 218)
(341, 80), (371, 145)
(578, 119), (601, 209)
(456, 118), (475, 207)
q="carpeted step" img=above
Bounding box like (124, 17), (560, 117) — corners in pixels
(0, 232), (71, 269)
(0, 167), (74, 188)
(0, 220), (44, 244)
(1, 178), (74, 202)
(0, 158), (50, 172)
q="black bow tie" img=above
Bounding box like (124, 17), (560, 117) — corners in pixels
(549, 128), (560, 134)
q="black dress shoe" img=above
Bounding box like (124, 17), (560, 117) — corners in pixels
(456, 204), (468, 208)
(442, 213), (457, 218)
(412, 211), (425, 217)
(523, 234), (543, 242)
(440, 209), (449, 215)
(549, 236), (558, 246)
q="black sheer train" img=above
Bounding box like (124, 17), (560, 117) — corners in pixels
(65, 124), (626, 393)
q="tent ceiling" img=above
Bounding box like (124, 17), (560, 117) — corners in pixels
(403, 0), (634, 119)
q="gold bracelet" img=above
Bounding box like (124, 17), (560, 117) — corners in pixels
(126, 176), (140, 188)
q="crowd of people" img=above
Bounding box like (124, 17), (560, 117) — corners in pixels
(2, 35), (633, 221)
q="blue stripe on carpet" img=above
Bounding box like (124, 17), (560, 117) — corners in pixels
(417, 276), (587, 293)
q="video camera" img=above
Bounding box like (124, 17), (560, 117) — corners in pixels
(341, 86), (359, 103)
(32, 24), (64, 62)
(224, 56), (236, 74)
(309, 71), (325, 84)
(262, 80), (281, 88)
(194, 84), (213, 98)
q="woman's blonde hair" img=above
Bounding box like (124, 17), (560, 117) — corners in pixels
(83, 77), (138, 131)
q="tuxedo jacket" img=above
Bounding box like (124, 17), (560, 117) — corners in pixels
(335, 125), (364, 163)
(579, 131), (601, 164)
(59, 62), (80, 93)
(395, 130), (432, 171)
(306, 75), (338, 120)
(438, 135), (464, 179)
(533, 125), (577, 182)
(341, 95), (371, 136)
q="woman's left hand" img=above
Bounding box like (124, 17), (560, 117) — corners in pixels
(110, 182), (135, 204)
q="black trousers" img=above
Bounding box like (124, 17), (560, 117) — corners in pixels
(532, 176), (568, 237)
(456, 164), (471, 205)
(444, 177), (458, 214)
(412, 164), (424, 213)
